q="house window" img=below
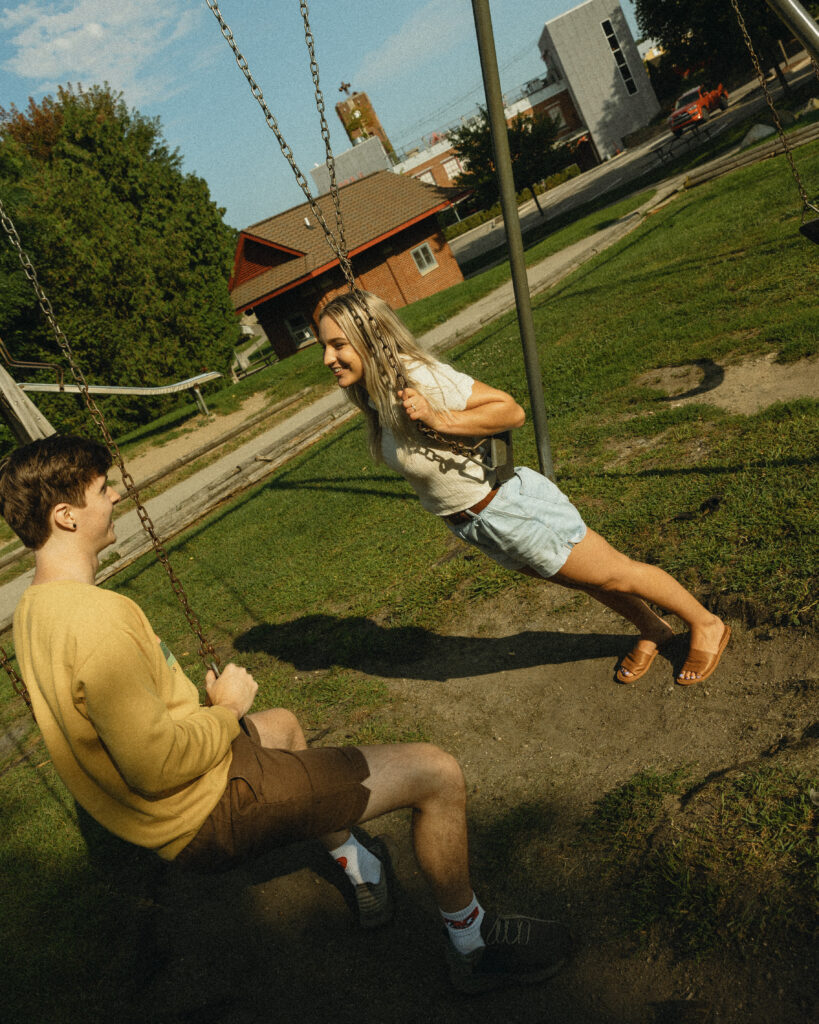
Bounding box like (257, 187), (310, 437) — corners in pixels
(415, 170), (435, 185)
(411, 243), (438, 275)
(283, 313), (316, 348)
(443, 157), (462, 181)
(601, 19), (637, 96)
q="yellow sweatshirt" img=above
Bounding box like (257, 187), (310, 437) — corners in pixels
(14, 581), (240, 859)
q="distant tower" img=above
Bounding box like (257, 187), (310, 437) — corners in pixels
(335, 91), (395, 159)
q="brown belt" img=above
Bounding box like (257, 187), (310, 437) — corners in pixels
(444, 486), (499, 525)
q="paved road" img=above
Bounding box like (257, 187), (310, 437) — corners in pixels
(450, 59), (814, 267)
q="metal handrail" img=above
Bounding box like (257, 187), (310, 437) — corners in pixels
(19, 371), (221, 395)
(0, 336), (65, 389)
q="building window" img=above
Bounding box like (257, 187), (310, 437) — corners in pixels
(415, 170), (435, 185)
(283, 313), (316, 348)
(601, 19), (637, 96)
(411, 243), (438, 275)
(443, 157), (462, 181)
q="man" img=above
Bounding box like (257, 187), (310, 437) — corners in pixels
(0, 434), (571, 994)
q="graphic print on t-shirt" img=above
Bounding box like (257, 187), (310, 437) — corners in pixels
(158, 639), (178, 671)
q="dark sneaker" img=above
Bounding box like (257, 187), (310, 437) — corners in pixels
(446, 912), (572, 994)
(351, 832), (394, 930)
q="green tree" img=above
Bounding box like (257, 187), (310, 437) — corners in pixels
(0, 84), (240, 439)
(449, 108), (568, 215)
(635, 0), (819, 94)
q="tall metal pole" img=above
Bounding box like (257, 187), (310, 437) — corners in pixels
(766, 0), (819, 61)
(471, 0), (554, 480)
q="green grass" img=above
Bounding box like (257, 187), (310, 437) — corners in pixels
(397, 190), (656, 336)
(582, 765), (691, 856)
(582, 761), (819, 956)
(1, 141), (818, 1020)
(108, 185), (664, 466)
(111, 344), (333, 460)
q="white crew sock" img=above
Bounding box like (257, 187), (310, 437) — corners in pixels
(329, 833), (381, 886)
(440, 894), (486, 954)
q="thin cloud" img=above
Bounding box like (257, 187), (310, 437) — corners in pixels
(0, 0), (198, 104)
(355, 0), (471, 87)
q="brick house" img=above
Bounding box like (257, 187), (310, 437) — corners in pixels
(229, 171), (464, 359)
(393, 77), (590, 189)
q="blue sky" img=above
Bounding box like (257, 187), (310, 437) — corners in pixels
(0, 1), (639, 230)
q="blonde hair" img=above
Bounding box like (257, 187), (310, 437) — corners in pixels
(319, 290), (443, 460)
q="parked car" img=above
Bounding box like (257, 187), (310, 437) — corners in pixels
(667, 84), (729, 137)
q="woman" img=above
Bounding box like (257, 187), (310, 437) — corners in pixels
(318, 290), (730, 685)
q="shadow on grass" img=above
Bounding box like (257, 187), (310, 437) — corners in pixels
(235, 613), (646, 681)
(652, 359), (725, 401)
(3, 795), (608, 1024)
(580, 451), (815, 482)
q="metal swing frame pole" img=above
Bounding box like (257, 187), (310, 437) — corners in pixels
(765, 0), (819, 63)
(471, 0), (554, 481)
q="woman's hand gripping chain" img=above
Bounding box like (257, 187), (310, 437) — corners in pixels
(398, 387), (438, 429)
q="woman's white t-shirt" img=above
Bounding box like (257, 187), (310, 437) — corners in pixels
(378, 360), (496, 516)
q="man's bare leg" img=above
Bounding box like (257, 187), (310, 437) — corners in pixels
(246, 708), (570, 990)
(247, 707), (306, 748)
(353, 743), (472, 912)
(246, 710), (472, 910)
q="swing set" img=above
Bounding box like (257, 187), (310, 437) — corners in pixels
(0, 0), (817, 712)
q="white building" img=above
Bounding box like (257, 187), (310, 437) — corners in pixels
(310, 136), (393, 196)
(538, 0), (659, 160)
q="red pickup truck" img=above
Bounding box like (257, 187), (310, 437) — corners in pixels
(668, 84), (729, 137)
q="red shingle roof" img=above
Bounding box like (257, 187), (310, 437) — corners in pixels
(229, 170), (460, 311)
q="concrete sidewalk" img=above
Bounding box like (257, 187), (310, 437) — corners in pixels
(0, 179), (684, 629)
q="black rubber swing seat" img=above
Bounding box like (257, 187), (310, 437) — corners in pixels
(798, 219), (819, 244)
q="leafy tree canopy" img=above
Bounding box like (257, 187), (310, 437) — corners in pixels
(635, 0), (819, 91)
(449, 108), (570, 215)
(0, 83), (240, 438)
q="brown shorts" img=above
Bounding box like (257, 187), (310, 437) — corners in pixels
(175, 718), (371, 872)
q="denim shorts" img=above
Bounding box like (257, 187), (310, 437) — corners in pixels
(444, 466), (587, 578)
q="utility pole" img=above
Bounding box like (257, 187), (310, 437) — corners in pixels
(471, 0), (554, 479)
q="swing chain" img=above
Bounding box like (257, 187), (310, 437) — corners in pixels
(204, 0), (355, 284)
(349, 298), (490, 461)
(729, 0), (819, 218)
(0, 643), (31, 709)
(207, 3), (494, 463)
(299, 2), (351, 272)
(0, 198), (219, 676)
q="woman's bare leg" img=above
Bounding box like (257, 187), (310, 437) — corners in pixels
(540, 570), (675, 678)
(548, 529), (725, 681)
